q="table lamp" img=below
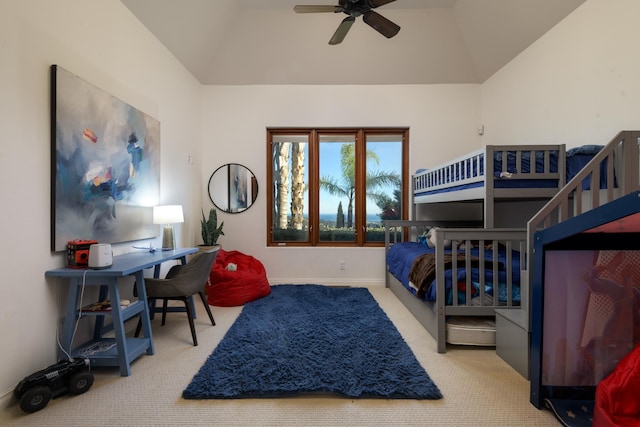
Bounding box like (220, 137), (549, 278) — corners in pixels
(153, 205), (184, 250)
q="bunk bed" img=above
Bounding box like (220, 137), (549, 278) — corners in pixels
(385, 222), (526, 353)
(412, 144), (567, 227)
(385, 131), (640, 378)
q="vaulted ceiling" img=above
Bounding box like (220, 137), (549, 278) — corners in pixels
(121, 0), (586, 85)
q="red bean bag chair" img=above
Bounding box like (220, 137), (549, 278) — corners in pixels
(206, 249), (270, 307)
(593, 343), (640, 427)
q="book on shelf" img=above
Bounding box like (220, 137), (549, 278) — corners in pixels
(80, 299), (134, 312)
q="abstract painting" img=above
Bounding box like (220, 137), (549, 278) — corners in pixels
(51, 65), (160, 251)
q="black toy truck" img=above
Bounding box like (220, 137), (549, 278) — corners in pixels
(14, 358), (94, 413)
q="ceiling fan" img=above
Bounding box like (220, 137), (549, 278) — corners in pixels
(294, 0), (401, 45)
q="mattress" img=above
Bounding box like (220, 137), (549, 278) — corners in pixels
(446, 316), (496, 346)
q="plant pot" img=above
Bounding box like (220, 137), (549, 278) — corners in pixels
(198, 244), (221, 253)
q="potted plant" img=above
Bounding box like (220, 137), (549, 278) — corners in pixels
(200, 207), (224, 249)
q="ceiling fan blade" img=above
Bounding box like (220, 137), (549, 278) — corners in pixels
(368, 0), (397, 8)
(294, 5), (341, 13)
(363, 11), (400, 39)
(329, 16), (355, 45)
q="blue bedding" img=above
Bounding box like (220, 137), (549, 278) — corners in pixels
(565, 145), (613, 190)
(493, 149), (560, 177)
(386, 242), (521, 305)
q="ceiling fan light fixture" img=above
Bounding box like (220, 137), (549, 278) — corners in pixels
(294, 0), (400, 45)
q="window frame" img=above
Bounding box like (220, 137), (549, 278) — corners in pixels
(266, 127), (409, 247)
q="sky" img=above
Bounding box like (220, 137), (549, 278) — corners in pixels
(319, 141), (401, 217)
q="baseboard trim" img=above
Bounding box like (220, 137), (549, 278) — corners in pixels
(267, 278), (385, 287)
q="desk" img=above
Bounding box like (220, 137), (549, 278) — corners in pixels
(46, 247), (198, 376)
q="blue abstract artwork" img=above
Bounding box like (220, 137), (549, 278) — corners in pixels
(51, 65), (160, 251)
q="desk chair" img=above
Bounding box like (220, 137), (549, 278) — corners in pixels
(136, 248), (218, 346)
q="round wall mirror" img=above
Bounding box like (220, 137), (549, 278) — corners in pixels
(208, 163), (258, 213)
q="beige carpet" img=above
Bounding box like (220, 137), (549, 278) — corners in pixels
(0, 286), (558, 426)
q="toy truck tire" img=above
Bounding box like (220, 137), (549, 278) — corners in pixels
(67, 372), (94, 395)
(19, 385), (52, 413)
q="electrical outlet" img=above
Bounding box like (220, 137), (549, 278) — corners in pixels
(339, 261), (345, 270)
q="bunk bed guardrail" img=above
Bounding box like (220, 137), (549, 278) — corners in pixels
(412, 144), (567, 227)
(413, 145), (566, 195)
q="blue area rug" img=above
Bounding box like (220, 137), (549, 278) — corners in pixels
(183, 284), (442, 399)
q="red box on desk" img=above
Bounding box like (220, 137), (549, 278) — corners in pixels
(67, 239), (98, 268)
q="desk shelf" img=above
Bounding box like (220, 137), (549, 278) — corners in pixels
(79, 299), (143, 318)
(72, 338), (150, 368)
(46, 247), (198, 376)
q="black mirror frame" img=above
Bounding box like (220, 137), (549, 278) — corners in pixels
(208, 163), (258, 214)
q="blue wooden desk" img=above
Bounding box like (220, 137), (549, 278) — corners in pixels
(46, 247), (198, 376)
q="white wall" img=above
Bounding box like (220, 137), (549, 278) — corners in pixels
(201, 84), (482, 285)
(0, 0), (202, 404)
(0, 0), (483, 405)
(481, 0), (640, 146)
(208, 0), (640, 288)
(9, 0), (638, 409)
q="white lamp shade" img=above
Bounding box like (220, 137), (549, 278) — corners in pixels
(153, 205), (184, 225)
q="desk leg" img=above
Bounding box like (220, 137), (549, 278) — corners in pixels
(134, 271), (155, 356)
(92, 285), (109, 339)
(107, 278), (131, 376)
(149, 265), (161, 320)
(59, 278), (81, 360)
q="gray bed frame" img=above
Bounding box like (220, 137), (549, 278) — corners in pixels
(386, 131), (640, 378)
(384, 221), (526, 354)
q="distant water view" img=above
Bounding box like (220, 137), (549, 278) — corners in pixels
(319, 213), (381, 224)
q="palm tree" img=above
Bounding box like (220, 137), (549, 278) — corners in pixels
(274, 141), (306, 235)
(290, 143), (306, 230)
(320, 144), (400, 228)
(275, 142), (290, 229)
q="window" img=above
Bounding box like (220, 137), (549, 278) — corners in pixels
(267, 128), (408, 246)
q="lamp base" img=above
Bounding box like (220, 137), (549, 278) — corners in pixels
(161, 225), (175, 250)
